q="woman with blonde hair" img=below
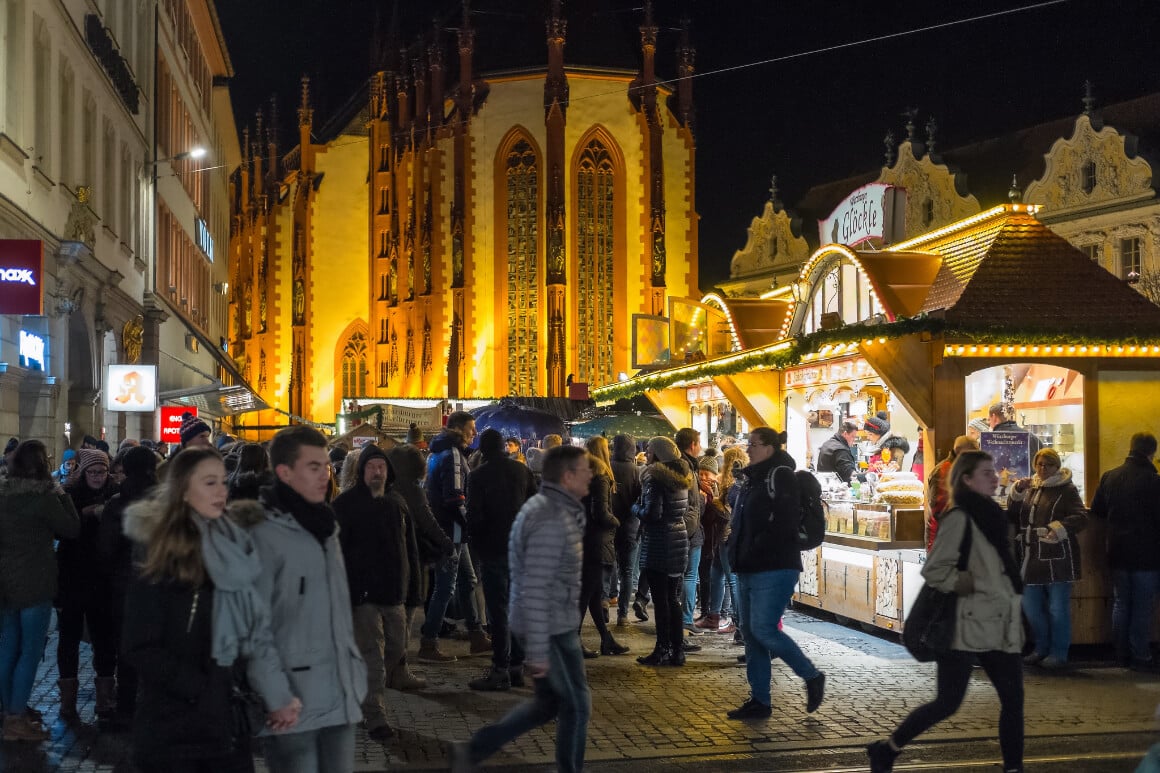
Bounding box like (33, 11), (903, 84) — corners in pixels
(578, 445), (628, 657)
(699, 445), (749, 636)
(122, 448), (299, 772)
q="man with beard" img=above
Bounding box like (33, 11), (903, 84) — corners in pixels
(333, 444), (424, 742)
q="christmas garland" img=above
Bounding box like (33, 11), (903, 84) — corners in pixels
(594, 314), (1160, 403)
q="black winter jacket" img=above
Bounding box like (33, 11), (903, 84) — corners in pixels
(465, 453), (537, 561)
(425, 429), (470, 537)
(610, 451), (642, 548)
(582, 471), (619, 565)
(1090, 453), (1160, 571)
(228, 470), (275, 503)
(728, 450), (803, 574)
(816, 433), (856, 483)
(122, 576), (238, 764)
(60, 479), (119, 593)
(333, 447), (423, 608)
(387, 444), (453, 564)
(638, 460), (691, 576)
(96, 474), (157, 594)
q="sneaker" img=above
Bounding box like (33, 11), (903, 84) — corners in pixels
(726, 698), (771, 720)
(367, 723), (395, 742)
(1022, 651), (1047, 666)
(632, 600), (649, 621)
(1039, 655), (1069, 670)
(469, 668), (511, 692)
(417, 638), (457, 663)
(866, 740), (898, 772)
(449, 740), (479, 773)
(685, 623), (704, 636)
(806, 672), (826, 713)
(616, 613), (629, 627)
(717, 620), (737, 635)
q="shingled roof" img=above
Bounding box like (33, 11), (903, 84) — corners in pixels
(906, 208), (1160, 337)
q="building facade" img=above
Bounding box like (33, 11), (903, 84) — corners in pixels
(230, 3), (699, 432)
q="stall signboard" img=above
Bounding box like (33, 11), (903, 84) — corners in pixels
(818, 183), (906, 248)
(106, 364), (157, 412)
(786, 358), (874, 389)
(160, 406), (191, 442)
(0, 239), (44, 314)
(979, 430), (1032, 502)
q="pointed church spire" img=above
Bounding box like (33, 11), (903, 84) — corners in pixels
(674, 16), (695, 130)
(1082, 79), (1096, 115)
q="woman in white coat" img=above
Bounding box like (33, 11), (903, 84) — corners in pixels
(867, 450), (1025, 773)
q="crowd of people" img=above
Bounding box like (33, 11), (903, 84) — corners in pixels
(1, 408), (1159, 773)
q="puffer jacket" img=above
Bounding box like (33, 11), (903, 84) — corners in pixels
(508, 482), (585, 668)
(637, 460), (691, 576)
(924, 506), (1024, 654)
(582, 471), (619, 565)
(0, 478), (80, 609)
(610, 436), (642, 550)
(388, 444), (453, 564)
(1008, 467), (1087, 584)
(728, 450), (801, 574)
(425, 428), (470, 538)
(1090, 453), (1160, 571)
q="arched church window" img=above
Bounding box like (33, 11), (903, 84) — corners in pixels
(1081, 161), (1097, 195)
(577, 138), (616, 388)
(340, 331), (368, 399)
(505, 138), (539, 395)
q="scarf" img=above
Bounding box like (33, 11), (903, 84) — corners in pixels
(954, 489), (1023, 593)
(274, 479), (336, 546)
(194, 512), (272, 667)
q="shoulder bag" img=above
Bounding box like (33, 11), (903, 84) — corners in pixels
(903, 515), (973, 662)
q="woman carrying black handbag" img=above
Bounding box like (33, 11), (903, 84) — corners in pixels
(868, 450), (1025, 773)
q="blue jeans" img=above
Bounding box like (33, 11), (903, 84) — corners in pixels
(467, 630), (591, 773)
(420, 543), (480, 640)
(1112, 569), (1160, 662)
(683, 545), (703, 626)
(617, 538), (642, 617)
(709, 546), (738, 620)
(1022, 582), (1073, 661)
(478, 559), (524, 670)
(263, 723), (355, 773)
(0, 602), (53, 713)
(736, 570), (819, 705)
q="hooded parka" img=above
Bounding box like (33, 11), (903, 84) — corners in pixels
(638, 460), (691, 576)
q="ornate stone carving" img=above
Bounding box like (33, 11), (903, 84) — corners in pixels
(65, 186), (97, 248)
(1024, 114), (1153, 211)
(122, 316), (144, 364)
(877, 143), (979, 239)
(798, 548), (819, 597)
(729, 201), (810, 280)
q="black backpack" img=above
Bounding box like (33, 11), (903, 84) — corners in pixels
(766, 466), (827, 551)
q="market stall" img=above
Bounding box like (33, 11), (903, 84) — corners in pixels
(596, 204), (1160, 643)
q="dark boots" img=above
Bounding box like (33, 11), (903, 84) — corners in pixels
(57, 678), (79, 721)
(599, 632), (630, 656)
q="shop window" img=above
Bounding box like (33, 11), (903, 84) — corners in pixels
(1120, 237), (1142, 279)
(1081, 161), (1097, 194)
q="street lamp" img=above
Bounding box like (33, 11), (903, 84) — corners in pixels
(148, 146), (207, 168)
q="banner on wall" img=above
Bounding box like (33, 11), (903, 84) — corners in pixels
(0, 240), (44, 315)
(106, 364), (158, 412)
(979, 430), (1032, 503)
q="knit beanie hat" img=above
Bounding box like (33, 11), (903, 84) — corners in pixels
(179, 412), (212, 446)
(62, 448), (77, 463)
(697, 455), (720, 474)
(647, 436), (681, 463)
(76, 449), (110, 476)
(863, 416), (890, 436)
(525, 447), (545, 473)
(120, 445), (158, 479)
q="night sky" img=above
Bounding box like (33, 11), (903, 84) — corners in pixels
(217, 0), (1158, 288)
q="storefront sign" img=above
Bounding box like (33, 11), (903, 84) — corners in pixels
(159, 406), (191, 442)
(0, 240), (44, 314)
(19, 330), (45, 371)
(819, 183), (905, 247)
(106, 364), (157, 412)
(786, 358), (873, 389)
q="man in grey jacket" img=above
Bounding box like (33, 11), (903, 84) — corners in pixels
(451, 445), (592, 773)
(249, 426), (368, 773)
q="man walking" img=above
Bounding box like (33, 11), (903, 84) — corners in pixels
(465, 428), (537, 691)
(816, 421), (859, 483)
(420, 411), (490, 661)
(1090, 432), (1160, 670)
(451, 445), (592, 773)
(248, 426), (367, 773)
(333, 443), (424, 742)
(675, 428), (705, 642)
(726, 426), (825, 719)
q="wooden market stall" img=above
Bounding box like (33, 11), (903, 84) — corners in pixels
(596, 204), (1160, 643)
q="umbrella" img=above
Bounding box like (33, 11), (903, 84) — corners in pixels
(470, 399), (567, 448)
(569, 412), (675, 441)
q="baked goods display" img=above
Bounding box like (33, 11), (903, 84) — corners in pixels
(874, 471), (924, 507)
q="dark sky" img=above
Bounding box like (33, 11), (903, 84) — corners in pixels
(217, 0), (1158, 288)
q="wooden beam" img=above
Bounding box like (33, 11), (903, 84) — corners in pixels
(859, 334), (936, 428)
(719, 370), (784, 428)
(711, 373), (773, 429)
(644, 387), (691, 430)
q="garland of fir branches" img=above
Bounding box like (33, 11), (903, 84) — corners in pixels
(594, 314), (1160, 403)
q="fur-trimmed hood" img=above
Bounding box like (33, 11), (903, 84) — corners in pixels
(0, 477), (59, 498)
(642, 459), (693, 491)
(123, 496), (267, 545)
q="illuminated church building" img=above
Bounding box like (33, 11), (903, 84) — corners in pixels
(229, 2), (699, 429)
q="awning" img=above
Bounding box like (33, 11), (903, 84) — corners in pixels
(159, 383), (269, 417)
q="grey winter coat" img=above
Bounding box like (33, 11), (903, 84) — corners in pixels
(244, 491), (368, 735)
(508, 481), (585, 668)
(0, 478), (79, 609)
(638, 460), (691, 576)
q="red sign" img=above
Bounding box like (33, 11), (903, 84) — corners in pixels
(160, 406), (193, 443)
(0, 240), (44, 315)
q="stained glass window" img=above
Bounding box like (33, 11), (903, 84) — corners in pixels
(576, 139), (615, 387)
(506, 139), (539, 395)
(341, 331), (368, 398)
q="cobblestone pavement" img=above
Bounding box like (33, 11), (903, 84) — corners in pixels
(4, 607), (1159, 771)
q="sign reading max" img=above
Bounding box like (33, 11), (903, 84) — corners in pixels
(0, 240), (44, 315)
(819, 184), (906, 248)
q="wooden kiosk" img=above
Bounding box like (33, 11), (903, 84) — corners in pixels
(596, 204), (1160, 643)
